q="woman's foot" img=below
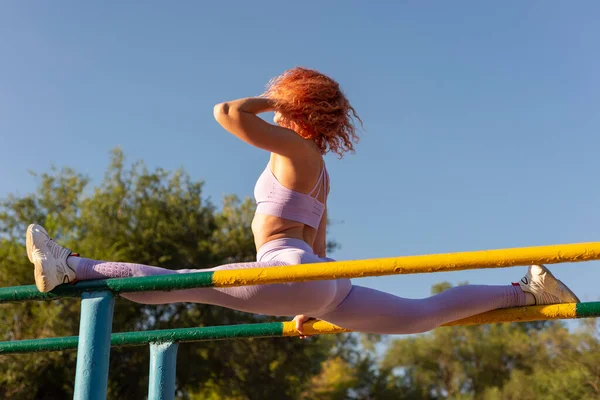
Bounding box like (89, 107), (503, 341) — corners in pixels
(26, 224), (76, 292)
(518, 264), (580, 305)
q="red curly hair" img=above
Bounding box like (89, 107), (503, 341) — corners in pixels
(262, 67), (362, 158)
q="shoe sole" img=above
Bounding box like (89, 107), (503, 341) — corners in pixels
(26, 224), (51, 293)
(26, 224), (36, 263)
(540, 264), (581, 303)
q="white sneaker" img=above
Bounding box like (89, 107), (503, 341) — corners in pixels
(26, 224), (76, 292)
(518, 264), (580, 305)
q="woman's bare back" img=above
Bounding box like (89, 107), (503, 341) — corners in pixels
(252, 144), (329, 253)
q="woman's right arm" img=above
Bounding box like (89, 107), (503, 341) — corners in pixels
(213, 97), (307, 157)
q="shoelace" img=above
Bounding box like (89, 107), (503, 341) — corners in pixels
(44, 237), (63, 260)
(43, 236), (74, 283)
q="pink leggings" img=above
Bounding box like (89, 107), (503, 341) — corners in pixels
(75, 238), (526, 334)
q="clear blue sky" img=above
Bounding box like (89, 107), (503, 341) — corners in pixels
(1, 2), (599, 312)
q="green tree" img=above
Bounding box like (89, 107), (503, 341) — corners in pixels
(482, 318), (600, 400)
(0, 148), (337, 399)
(300, 333), (410, 400)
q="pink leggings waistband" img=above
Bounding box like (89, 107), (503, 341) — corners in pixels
(256, 238), (323, 263)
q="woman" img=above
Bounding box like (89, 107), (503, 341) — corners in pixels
(26, 67), (579, 335)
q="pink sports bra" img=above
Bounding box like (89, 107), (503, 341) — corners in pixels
(254, 162), (329, 229)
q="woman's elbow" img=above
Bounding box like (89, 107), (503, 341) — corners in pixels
(213, 102), (229, 120)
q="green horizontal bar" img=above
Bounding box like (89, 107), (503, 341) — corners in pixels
(3, 301), (600, 355)
(0, 272), (215, 304)
(0, 322), (285, 354)
(0, 335), (80, 354)
(576, 301), (600, 318)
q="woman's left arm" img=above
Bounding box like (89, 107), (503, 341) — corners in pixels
(313, 208), (328, 258)
(213, 97), (306, 157)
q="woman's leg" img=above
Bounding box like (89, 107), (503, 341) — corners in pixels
(316, 265), (579, 335)
(69, 256), (347, 316)
(27, 224), (345, 317)
(72, 256), (285, 308)
(316, 284), (525, 334)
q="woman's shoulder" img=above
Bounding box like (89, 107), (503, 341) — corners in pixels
(271, 147), (323, 170)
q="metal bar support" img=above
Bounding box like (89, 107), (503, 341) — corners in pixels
(73, 291), (115, 400)
(148, 342), (179, 400)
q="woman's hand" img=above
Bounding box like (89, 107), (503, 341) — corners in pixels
(293, 314), (315, 339)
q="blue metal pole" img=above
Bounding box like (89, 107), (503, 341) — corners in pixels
(73, 291), (115, 400)
(148, 342), (179, 400)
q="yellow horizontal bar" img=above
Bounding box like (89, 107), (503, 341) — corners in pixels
(444, 302), (578, 326)
(281, 303), (581, 337)
(213, 242), (600, 287)
(282, 320), (352, 336)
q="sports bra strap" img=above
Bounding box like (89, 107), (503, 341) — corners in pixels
(308, 164), (327, 198)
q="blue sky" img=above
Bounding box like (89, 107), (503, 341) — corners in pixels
(1, 2), (599, 316)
